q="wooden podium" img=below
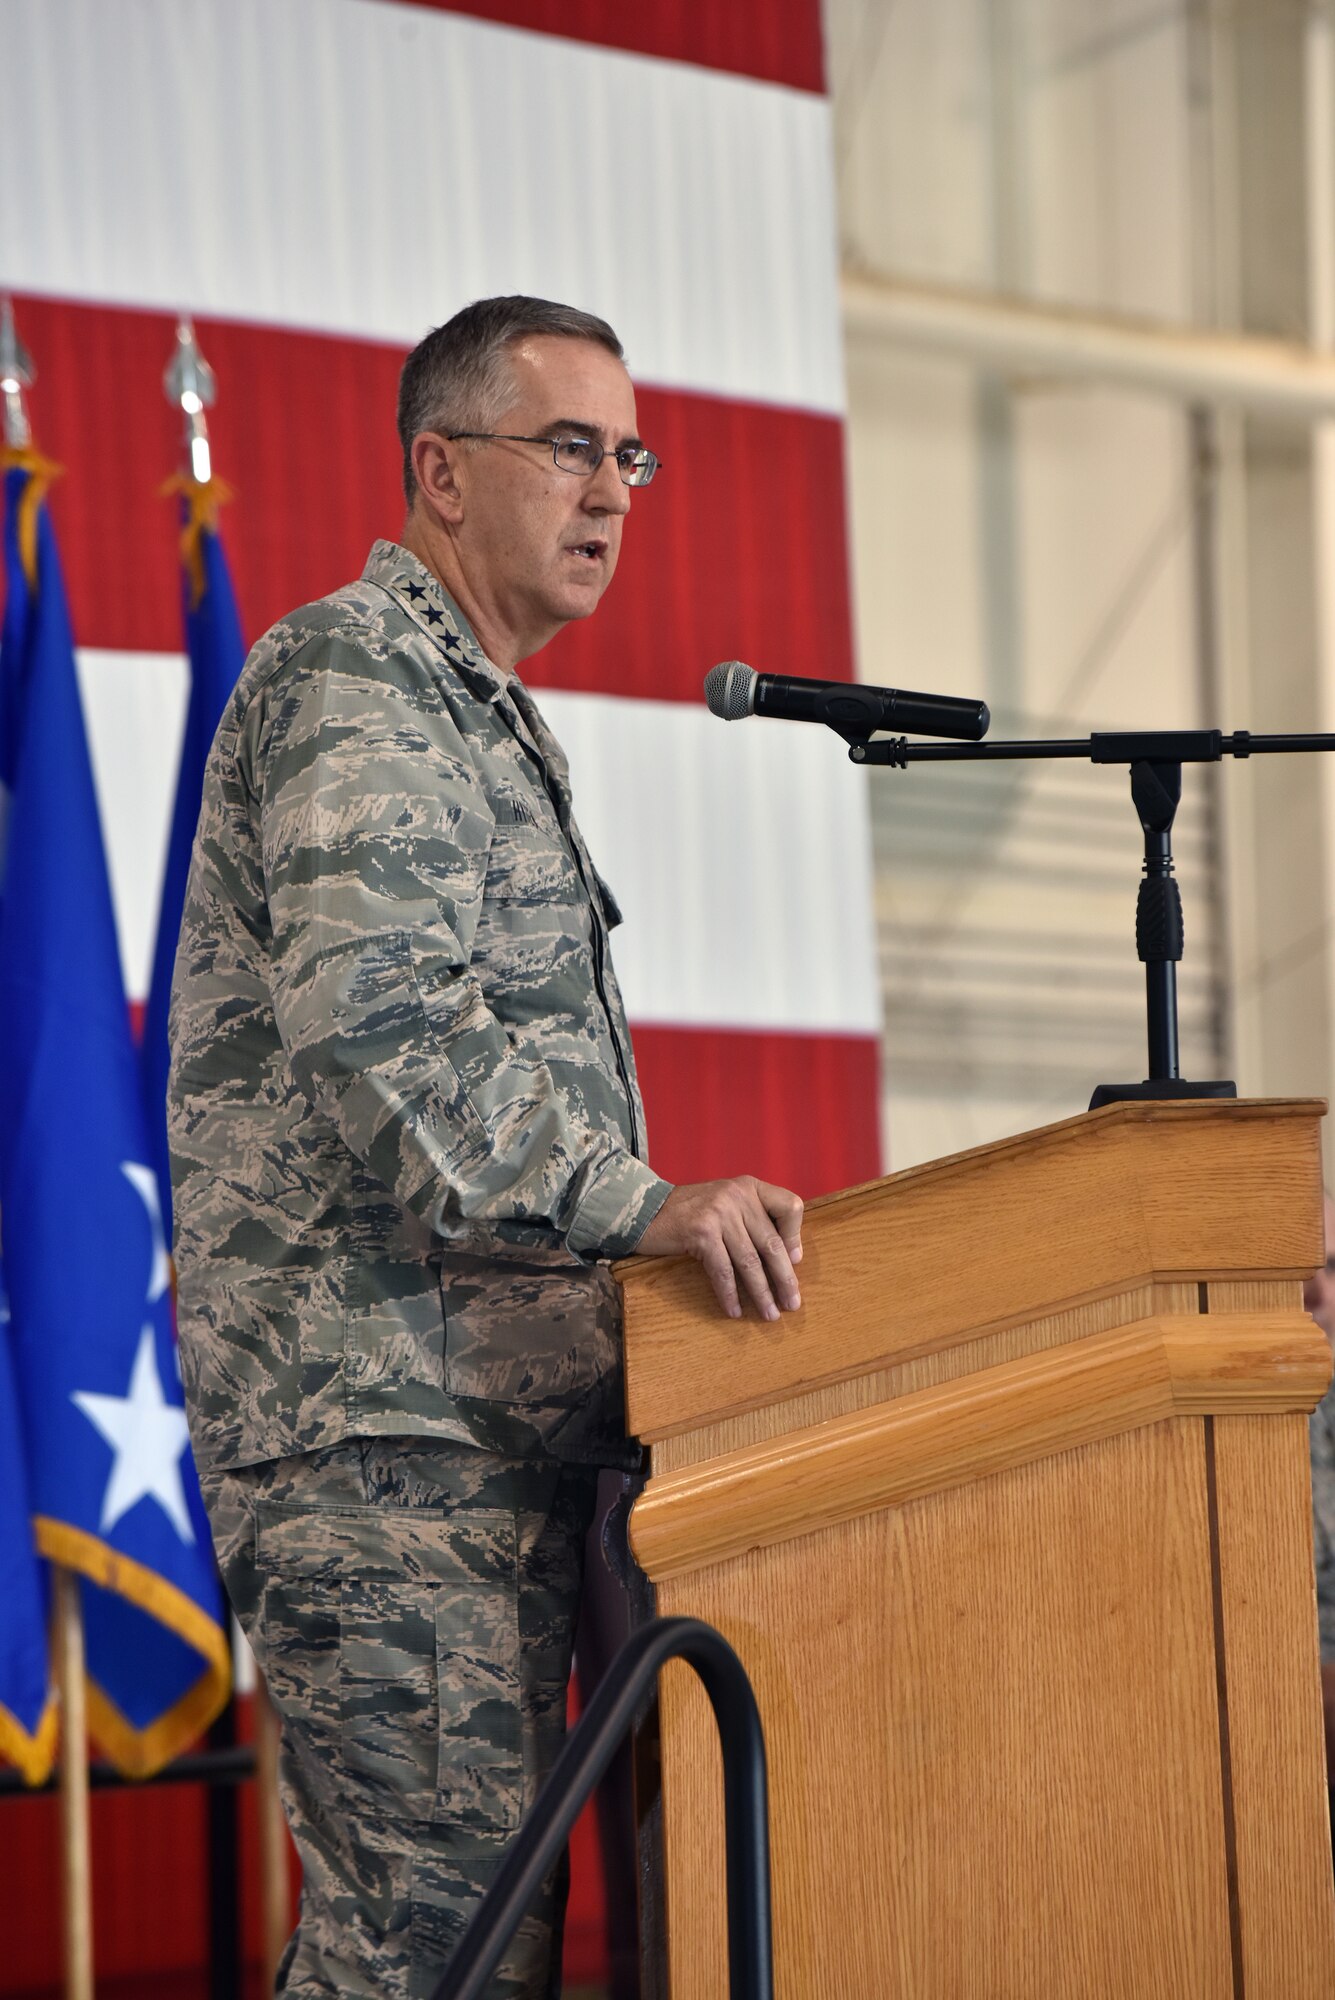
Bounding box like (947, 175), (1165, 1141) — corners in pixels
(617, 1099), (1335, 1998)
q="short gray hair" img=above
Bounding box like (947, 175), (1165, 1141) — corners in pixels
(397, 296), (625, 505)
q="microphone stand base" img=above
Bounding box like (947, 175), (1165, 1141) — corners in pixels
(1088, 1078), (1238, 1110)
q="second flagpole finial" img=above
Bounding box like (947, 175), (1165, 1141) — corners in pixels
(0, 298), (35, 450)
(163, 318), (216, 484)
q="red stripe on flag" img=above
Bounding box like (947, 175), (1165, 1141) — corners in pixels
(632, 1024), (882, 1197)
(6, 294), (854, 702)
(376, 0), (826, 94)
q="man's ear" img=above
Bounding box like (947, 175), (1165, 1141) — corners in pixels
(411, 432), (465, 525)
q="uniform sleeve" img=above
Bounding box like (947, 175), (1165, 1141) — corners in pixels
(248, 631), (671, 1258)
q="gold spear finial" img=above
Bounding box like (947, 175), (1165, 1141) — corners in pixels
(0, 298), (35, 451)
(163, 317), (217, 484)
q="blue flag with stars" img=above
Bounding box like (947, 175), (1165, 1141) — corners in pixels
(0, 457), (56, 1786)
(0, 1280), (52, 1783)
(142, 483), (245, 1231)
(0, 457), (229, 1777)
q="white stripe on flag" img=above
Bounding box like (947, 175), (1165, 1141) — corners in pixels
(538, 687), (879, 1034)
(76, 653), (878, 1035)
(0, 0), (844, 416)
(75, 649), (188, 1006)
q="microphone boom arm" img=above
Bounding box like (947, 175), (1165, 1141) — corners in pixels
(847, 725), (1335, 1106)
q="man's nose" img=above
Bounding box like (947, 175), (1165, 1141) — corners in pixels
(585, 457), (631, 515)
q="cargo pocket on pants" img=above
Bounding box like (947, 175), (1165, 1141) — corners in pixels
(258, 1499), (523, 1834)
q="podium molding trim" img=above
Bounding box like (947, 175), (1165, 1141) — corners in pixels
(617, 1096), (1326, 1442)
(628, 1308), (1330, 1583)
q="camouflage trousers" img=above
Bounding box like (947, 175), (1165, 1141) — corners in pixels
(200, 1438), (600, 1999)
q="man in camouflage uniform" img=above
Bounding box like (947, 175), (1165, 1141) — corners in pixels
(169, 296), (804, 1998)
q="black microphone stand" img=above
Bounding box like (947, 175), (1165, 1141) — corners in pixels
(844, 725), (1335, 1108)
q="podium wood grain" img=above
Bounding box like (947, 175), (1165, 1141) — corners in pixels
(619, 1102), (1335, 1998)
(654, 1422), (1232, 1996)
(1208, 1281), (1334, 1995)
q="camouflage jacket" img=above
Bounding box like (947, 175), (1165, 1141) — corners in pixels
(168, 540), (671, 1474)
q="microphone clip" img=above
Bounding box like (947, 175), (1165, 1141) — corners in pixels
(847, 736), (909, 767)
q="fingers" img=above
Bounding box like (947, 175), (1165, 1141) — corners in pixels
(698, 1237), (743, 1320)
(712, 1185), (799, 1323)
(632, 1176), (806, 1322)
(719, 1220), (783, 1323)
(741, 1193), (800, 1318)
(758, 1181), (805, 1265)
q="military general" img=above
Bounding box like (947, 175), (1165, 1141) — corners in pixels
(168, 295), (805, 1999)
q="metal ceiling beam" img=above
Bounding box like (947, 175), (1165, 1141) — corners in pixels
(842, 271), (1335, 420)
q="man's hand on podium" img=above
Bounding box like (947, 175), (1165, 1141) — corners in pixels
(635, 1177), (804, 1323)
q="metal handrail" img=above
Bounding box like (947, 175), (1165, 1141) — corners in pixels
(0, 1742), (257, 1796)
(432, 1614), (773, 2000)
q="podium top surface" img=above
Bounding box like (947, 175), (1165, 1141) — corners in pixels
(616, 1095), (1327, 1441)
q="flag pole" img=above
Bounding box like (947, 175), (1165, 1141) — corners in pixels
(53, 1566), (93, 2000)
(163, 317), (263, 1993)
(255, 1671), (291, 1986)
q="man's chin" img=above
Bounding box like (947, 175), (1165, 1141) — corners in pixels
(553, 578), (612, 622)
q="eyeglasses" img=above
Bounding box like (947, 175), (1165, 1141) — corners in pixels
(447, 431), (662, 487)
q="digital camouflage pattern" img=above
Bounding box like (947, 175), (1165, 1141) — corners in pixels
(1312, 1381), (1335, 1662)
(203, 1436), (598, 1999)
(168, 540), (671, 1476)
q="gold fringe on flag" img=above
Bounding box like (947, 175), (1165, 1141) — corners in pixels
(0, 443), (64, 587)
(0, 1690), (58, 1788)
(34, 1517), (231, 1777)
(160, 472), (235, 610)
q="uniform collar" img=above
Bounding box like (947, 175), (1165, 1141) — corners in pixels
(362, 540), (508, 705)
(364, 542), (571, 805)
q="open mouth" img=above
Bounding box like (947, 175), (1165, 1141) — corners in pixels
(568, 540), (606, 563)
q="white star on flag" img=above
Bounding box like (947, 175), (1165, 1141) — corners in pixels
(120, 1160), (171, 1303)
(72, 1326), (195, 1543)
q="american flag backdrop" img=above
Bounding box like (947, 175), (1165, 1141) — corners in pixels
(0, 0), (879, 1984)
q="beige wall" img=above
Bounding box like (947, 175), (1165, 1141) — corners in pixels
(828, 0), (1335, 1174)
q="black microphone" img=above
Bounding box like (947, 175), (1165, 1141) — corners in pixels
(703, 661), (990, 741)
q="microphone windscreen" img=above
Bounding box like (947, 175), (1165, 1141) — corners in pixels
(704, 661), (756, 720)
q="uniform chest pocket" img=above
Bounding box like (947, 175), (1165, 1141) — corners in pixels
(257, 1501), (521, 1832)
(441, 1253), (621, 1413)
(485, 794), (583, 908)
